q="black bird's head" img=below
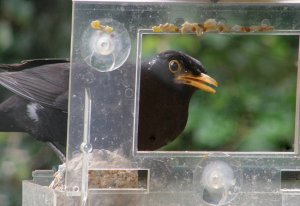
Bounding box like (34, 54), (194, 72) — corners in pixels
(139, 50), (218, 151)
(145, 50), (218, 94)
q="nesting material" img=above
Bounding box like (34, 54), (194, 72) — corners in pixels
(49, 149), (135, 190)
(48, 150), (142, 205)
(49, 164), (66, 190)
(88, 169), (138, 189)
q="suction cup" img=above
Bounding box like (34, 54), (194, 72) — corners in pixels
(81, 18), (131, 72)
(194, 159), (242, 205)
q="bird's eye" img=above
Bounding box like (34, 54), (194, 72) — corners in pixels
(169, 60), (181, 73)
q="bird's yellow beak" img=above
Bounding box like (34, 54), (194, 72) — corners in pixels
(175, 73), (218, 93)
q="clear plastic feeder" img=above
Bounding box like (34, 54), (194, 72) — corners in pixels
(23, 1), (300, 206)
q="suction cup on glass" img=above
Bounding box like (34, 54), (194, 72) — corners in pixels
(194, 159), (242, 205)
(81, 18), (131, 72)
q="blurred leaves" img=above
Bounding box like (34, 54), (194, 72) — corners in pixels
(0, 0), (71, 62)
(0, 21), (13, 51)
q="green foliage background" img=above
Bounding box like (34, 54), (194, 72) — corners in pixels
(0, 0), (71, 205)
(0, 0), (298, 205)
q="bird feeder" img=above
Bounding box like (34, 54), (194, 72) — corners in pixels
(23, 1), (300, 206)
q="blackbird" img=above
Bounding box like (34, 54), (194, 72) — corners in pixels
(0, 50), (217, 160)
(0, 59), (69, 160)
(138, 50), (217, 150)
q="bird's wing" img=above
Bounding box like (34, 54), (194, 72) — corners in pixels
(0, 62), (69, 111)
(0, 59), (69, 71)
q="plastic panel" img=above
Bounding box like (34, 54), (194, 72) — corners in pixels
(23, 2), (300, 206)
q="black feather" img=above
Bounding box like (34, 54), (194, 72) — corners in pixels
(0, 61), (69, 111)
